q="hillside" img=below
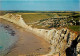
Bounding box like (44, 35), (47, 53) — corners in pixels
(0, 13), (80, 56)
(0, 11), (80, 32)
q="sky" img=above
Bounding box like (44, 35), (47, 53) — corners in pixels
(0, 0), (80, 11)
(0, 0), (79, 1)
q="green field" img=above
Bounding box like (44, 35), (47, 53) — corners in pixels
(20, 12), (80, 32)
(21, 13), (54, 23)
(68, 25), (80, 32)
(13, 12), (77, 23)
(0, 11), (80, 32)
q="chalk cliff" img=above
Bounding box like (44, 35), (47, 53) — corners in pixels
(0, 13), (80, 56)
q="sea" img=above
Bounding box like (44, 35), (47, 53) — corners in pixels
(0, 23), (18, 56)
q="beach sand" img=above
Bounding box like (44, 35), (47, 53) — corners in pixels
(0, 18), (50, 56)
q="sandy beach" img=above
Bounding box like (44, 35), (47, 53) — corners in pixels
(0, 18), (50, 56)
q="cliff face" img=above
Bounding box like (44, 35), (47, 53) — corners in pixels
(0, 14), (80, 56)
(0, 13), (28, 28)
(32, 28), (80, 56)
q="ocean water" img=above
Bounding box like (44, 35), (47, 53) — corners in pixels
(0, 24), (17, 56)
(0, 1), (79, 11)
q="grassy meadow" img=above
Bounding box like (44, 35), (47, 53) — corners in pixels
(0, 11), (80, 32)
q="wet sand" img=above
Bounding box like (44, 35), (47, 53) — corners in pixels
(6, 28), (50, 56)
(0, 18), (50, 56)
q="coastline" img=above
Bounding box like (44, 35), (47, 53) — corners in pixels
(0, 18), (20, 56)
(0, 18), (50, 56)
(0, 14), (80, 56)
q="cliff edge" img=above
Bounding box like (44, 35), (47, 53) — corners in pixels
(0, 13), (80, 56)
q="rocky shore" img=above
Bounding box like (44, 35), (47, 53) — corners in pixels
(0, 13), (80, 56)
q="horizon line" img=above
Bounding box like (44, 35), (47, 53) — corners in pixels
(0, 10), (80, 12)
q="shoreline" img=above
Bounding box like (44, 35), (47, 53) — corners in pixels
(0, 18), (20, 56)
(0, 18), (51, 56)
(0, 14), (80, 56)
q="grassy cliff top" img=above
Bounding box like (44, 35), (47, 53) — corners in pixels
(0, 11), (80, 32)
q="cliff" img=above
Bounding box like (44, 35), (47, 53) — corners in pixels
(0, 13), (80, 56)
